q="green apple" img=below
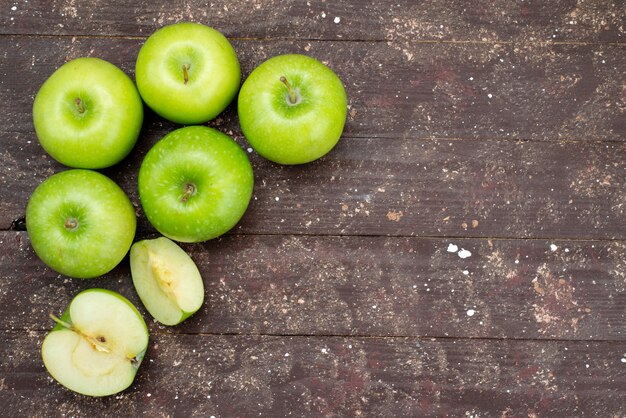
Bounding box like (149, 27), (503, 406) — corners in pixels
(33, 57), (143, 169)
(238, 54), (347, 165)
(42, 288), (149, 397)
(26, 169), (136, 279)
(138, 126), (253, 242)
(135, 22), (241, 125)
(130, 237), (204, 325)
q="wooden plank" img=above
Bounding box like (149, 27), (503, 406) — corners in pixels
(1, 38), (625, 237)
(2, 231), (625, 341)
(3, 133), (625, 239)
(1, 0), (623, 43)
(3, 38), (625, 142)
(1, 331), (625, 416)
(3, 136), (626, 239)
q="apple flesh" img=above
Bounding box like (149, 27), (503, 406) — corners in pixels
(41, 289), (149, 397)
(130, 237), (204, 326)
(26, 169), (136, 279)
(138, 126), (253, 243)
(238, 54), (347, 165)
(135, 22), (241, 125)
(33, 57), (143, 169)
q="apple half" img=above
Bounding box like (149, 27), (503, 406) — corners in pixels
(41, 289), (149, 397)
(130, 237), (204, 326)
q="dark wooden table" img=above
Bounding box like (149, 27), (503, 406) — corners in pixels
(1, 1), (625, 416)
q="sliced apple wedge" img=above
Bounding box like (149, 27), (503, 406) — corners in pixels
(41, 289), (149, 397)
(130, 237), (205, 326)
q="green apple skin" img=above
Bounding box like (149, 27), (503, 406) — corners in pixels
(130, 237), (204, 326)
(42, 288), (149, 397)
(33, 57), (143, 169)
(26, 169), (136, 279)
(238, 54), (347, 165)
(138, 126), (253, 243)
(135, 22), (241, 125)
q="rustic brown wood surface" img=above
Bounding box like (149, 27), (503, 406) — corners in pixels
(2, 331), (625, 417)
(1, 0), (623, 42)
(3, 38), (625, 144)
(0, 0), (624, 416)
(2, 231), (626, 341)
(2, 38), (625, 236)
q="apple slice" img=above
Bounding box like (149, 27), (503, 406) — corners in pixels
(130, 237), (204, 326)
(41, 289), (149, 397)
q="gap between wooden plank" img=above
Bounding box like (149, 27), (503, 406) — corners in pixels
(3, 128), (625, 145)
(2, 33), (625, 46)
(7, 223), (626, 243)
(3, 328), (624, 344)
(3, 126), (626, 146)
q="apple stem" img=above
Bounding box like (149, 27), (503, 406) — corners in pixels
(74, 98), (85, 114)
(280, 76), (298, 105)
(182, 64), (190, 85)
(49, 313), (73, 330)
(181, 183), (196, 203)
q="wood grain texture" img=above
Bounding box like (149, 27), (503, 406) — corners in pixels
(1, 0), (623, 42)
(3, 131), (625, 239)
(1, 2), (625, 415)
(3, 38), (625, 142)
(2, 232), (624, 341)
(1, 331), (625, 417)
(1, 37), (625, 236)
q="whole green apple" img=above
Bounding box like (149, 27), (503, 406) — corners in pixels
(33, 57), (143, 169)
(138, 126), (253, 242)
(26, 169), (136, 278)
(238, 54), (347, 165)
(42, 288), (149, 396)
(135, 22), (241, 125)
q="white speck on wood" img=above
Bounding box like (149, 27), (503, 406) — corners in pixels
(458, 248), (472, 259)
